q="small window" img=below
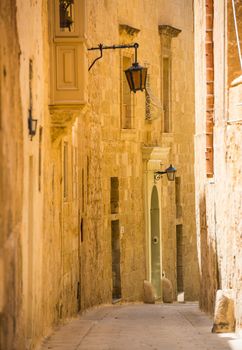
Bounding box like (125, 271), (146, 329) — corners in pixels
(38, 127), (43, 192)
(175, 177), (182, 218)
(63, 142), (68, 200)
(82, 168), (85, 212)
(121, 56), (133, 129)
(110, 177), (119, 214)
(163, 56), (171, 132)
(72, 146), (78, 200)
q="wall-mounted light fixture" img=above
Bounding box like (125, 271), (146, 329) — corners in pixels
(154, 164), (176, 182)
(88, 42), (147, 93)
(28, 108), (38, 140)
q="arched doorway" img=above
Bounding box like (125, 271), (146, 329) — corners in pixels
(150, 185), (161, 298)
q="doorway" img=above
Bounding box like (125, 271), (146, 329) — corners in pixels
(150, 186), (161, 298)
(111, 220), (121, 301)
(176, 224), (184, 301)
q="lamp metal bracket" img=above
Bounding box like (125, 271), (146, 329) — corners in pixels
(88, 43), (139, 71)
(154, 171), (166, 182)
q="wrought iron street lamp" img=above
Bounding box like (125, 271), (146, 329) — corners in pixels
(88, 42), (147, 93)
(28, 108), (38, 140)
(154, 164), (176, 182)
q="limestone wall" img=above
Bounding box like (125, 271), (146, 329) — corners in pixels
(1, 0), (199, 348)
(16, 1), (46, 347)
(156, 0), (199, 301)
(84, 0), (198, 304)
(0, 1), (24, 349)
(194, 0), (242, 333)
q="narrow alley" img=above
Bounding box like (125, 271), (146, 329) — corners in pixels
(1, 1), (242, 349)
(39, 303), (242, 350)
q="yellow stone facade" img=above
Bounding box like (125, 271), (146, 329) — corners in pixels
(1, 1), (199, 349)
(194, 0), (242, 335)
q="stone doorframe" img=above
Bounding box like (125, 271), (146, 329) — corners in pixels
(142, 146), (170, 295)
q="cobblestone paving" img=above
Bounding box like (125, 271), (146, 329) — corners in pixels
(38, 303), (242, 350)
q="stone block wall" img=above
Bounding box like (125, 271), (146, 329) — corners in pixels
(159, 0), (199, 301)
(85, 0), (199, 304)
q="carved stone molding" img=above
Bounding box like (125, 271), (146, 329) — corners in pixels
(228, 75), (242, 123)
(49, 103), (89, 143)
(231, 74), (242, 87)
(142, 146), (170, 161)
(158, 25), (181, 38)
(119, 24), (140, 36)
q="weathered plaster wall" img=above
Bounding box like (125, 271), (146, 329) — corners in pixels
(16, 1), (45, 347)
(0, 1), (24, 349)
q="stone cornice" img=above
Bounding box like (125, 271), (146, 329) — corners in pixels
(231, 74), (242, 87)
(119, 24), (140, 36)
(158, 25), (181, 38)
(142, 146), (170, 161)
(49, 103), (90, 143)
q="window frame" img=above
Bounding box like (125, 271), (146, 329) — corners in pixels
(120, 53), (135, 129)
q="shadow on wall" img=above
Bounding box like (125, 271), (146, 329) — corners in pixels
(199, 193), (221, 314)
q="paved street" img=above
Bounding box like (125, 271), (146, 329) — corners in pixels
(39, 303), (242, 350)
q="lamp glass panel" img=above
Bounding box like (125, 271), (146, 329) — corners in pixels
(125, 70), (133, 91)
(167, 171), (175, 181)
(131, 69), (142, 91)
(32, 119), (38, 134)
(141, 67), (148, 90)
(125, 64), (148, 92)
